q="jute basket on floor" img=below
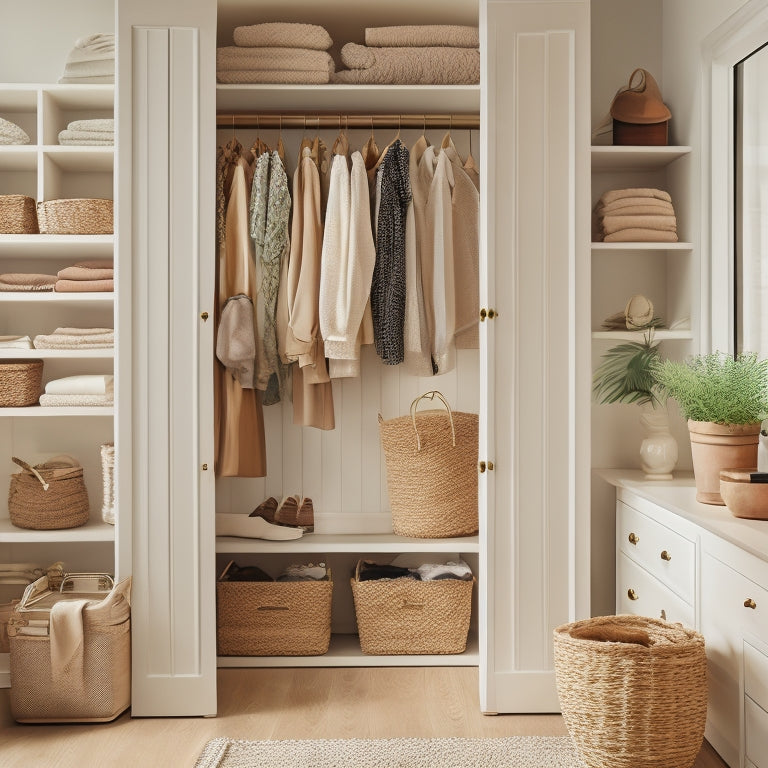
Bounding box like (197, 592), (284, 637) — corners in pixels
(553, 615), (707, 768)
(217, 562), (332, 656)
(36, 198), (113, 234)
(379, 391), (478, 538)
(351, 560), (474, 655)
(0, 359), (43, 407)
(0, 194), (38, 234)
(100, 442), (116, 524)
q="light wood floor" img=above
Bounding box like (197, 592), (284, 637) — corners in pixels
(0, 667), (727, 768)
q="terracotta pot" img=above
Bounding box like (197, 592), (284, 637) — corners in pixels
(688, 420), (761, 504)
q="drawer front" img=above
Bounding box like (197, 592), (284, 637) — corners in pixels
(617, 500), (695, 603)
(745, 640), (768, 713)
(745, 695), (768, 768)
(616, 552), (694, 627)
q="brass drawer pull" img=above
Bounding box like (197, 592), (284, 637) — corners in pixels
(660, 550), (672, 561)
(627, 588), (638, 601)
(628, 532), (639, 545)
(744, 598), (757, 610)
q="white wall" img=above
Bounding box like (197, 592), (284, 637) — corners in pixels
(0, 1), (114, 83)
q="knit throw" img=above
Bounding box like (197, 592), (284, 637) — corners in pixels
(371, 140), (411, 365)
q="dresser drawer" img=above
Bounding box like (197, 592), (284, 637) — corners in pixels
(617, 501), (696, 603)
(745, 640), (768, 713)
(745, 695), (768, 768)
(616, 551), (694, 627)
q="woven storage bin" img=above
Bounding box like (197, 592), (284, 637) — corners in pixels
(379, 391), (478, 538)
(8, 574), (131, 723)
(0, 359), (43, 407)
(350, 560), (474, 655)
(36, 198), (113, 234)
(553, 615), (708, 768)
(217, 564), (332, 656)
(100, 442), (116, 525)
(8, 455), (90, 530)
(0, 195), (38, 234)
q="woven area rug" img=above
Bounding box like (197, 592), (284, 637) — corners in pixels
(194, 736), (586, 768)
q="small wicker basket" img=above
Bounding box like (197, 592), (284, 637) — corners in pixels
(553, 615), (708, 768)
(0, 195), (38, 234)
(0, 360), (43, 407)
(350, 560), (474, 655)
(36, 198), (113, 235)
(216, 562), (332, 656)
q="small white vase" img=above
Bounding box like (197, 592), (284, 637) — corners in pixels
(639, 410), (678, 480)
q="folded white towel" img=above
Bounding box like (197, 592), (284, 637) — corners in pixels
(57, 138), (114, 146)
(39, 393), (113, 407)
(58, 129), (114, 145)
(0, 117), (31, 145)
(67, 119), (114, 133)
(60, 59), (115, 79)
(66, 33), (115, 62)
(0, 335), (33, 349)
(45, 374), (114, 396)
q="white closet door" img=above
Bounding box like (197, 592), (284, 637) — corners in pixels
(480, 0), (590, 713)
(116, 0), (217, 716)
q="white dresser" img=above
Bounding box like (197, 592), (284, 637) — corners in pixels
(602, 470), (768, 768)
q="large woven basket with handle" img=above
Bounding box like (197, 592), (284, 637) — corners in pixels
(553, 614), (707, 768)
(378, 391), (478, 538)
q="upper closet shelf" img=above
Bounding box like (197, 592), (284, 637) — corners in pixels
(0, 234), (113, 256)
(592, 330), (694, 341)
(591, 242), (692, 251)
(216, 84), (480, 115)
(591, 145), (692, 172)
(0, 292), (112, 305)
(0, 406), (114, 417)
(0, 516), (115, 542)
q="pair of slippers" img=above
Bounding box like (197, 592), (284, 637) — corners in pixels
(250, 495), (314, 532)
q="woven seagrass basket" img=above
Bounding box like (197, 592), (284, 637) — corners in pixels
(350, 560), (474, 655)
(0, 359), (43, 407)
(379, 391), (478, 538)
(553, 615), (708, 768)
(216, 563), (332, 656)
(36, 198), (113, 234)
(0, 195), (38, 234)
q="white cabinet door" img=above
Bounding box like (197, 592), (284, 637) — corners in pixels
(480, 0), (590, 713)
(116, 0), (217, 716)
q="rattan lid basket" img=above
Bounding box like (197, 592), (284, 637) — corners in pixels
(0, 360), (43, 407)
(0, 195), (39, 234)
(553, 615), (708, 768)
(37, 198), (113, 235)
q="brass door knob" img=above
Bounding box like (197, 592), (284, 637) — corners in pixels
(628, 532), (639, 545)
(200, 311), (209, 321)
(744, 598), (757, 609)
(660, 550), (672, 561)
(627, 588), (638, 601)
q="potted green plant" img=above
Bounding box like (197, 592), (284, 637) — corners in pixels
(652, 351), (768, 504)
(593, 332), (678, 479)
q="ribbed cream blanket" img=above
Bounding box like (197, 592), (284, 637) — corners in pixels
(598, 187), (672, 205)
(58, 130), (114, 145)
(217, 70), (332, 85)
(601, 215), (677, 235)
(216, 46), (335, 74)
(54, 278), (114, 292)
(68, 119), (114, 133)
(39, 393), (113, 407)
(334, 44), (479, 85)
(33, 327), (114, 349)
(365, 25), (479, 48)
(595, 196), (674, 214)
(233, 22), (332, 51)
(604, 228), (679, 243)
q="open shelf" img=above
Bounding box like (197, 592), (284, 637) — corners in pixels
(0, 516), (115, 543)
(0, 234), (113, 256)
(0, 406), (114, 417)
(591, 145), (692, 172)
(0, 292), (112, 305)
(0, 348), (113, 359)
(591, 329), (693, 341)
(591, 241), (692, 251)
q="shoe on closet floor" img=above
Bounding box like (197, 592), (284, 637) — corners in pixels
(275, 495), (314, 532)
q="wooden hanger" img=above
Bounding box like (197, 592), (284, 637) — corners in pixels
(362, 116), (380, 171)
(441, 114), (453, 149)
(370, 114), (402, 175)
(332, 115), (349, 156)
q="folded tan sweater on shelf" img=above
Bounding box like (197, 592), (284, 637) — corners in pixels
(603, 228), (679, 243)
(216, 46), (335, 74)
(598, 187), (672, 205)
(365, 25), (479, 48)
(33, 327), (114, 349)
(217, 70), (332, 85)
(597, 203), (675, 218)
(601, 214), (677, 235)
(333, 43), (480, 84)
(595, 196), (675, 214)
(0, 273), (57, 291)
(57, 264), (114, 281)
(233, 22), (332, 51)
(54, 278), (114, 293)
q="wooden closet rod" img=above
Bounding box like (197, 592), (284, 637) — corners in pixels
(216, 113), (480, 130)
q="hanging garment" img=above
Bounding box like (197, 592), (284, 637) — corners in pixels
(442, 140), (480, 350)
(403, 135), (434, 376)
(285, 145), (335, 430)
(319, 151), (377, 378)
(215, 148), (267, 477)
(371, 139), (411, 366)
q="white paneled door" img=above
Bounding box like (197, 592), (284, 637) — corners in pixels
(479, 0), (590, 713)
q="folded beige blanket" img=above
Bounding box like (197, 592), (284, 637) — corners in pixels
(57, 264), (114, 281)
(0, 273), (57, 291)
(33, 327), (114, 349)
(216, 46), (335, 74)
(604, 228), (679, 243)
(217, 69), (332, 85)
(233, 22), (332, 51)
(598, 188), (672, 205)
(365, 25), (479, 48)
(596, 197), (675, 214)
(67, 119), (114, 133)
(597, 203), (675, 218)
(601, 215), (677, 235)
(334, 44), (479, 85)
(39, 393), (113, 407)
(55, 278), (114, 292)
(57, 138), (114, 146)
(58, 129), (115, 145)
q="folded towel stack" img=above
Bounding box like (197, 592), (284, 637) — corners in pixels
(33, 327), (114, 350)
(333, 25), (480, 85)
(40, 374), (113, 407)
(58, 119), (114, 147)
(0, 335), (33, 349)
(0, 117), (30, 146)
(59, 33), (115, 84)
(54, 259), (114, 293)
(0, 273), (57, 292)
(217, 22), (335, 84)
(593, 188), (678, 243)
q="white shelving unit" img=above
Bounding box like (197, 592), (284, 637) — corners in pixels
(0, 82), (116, 689)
